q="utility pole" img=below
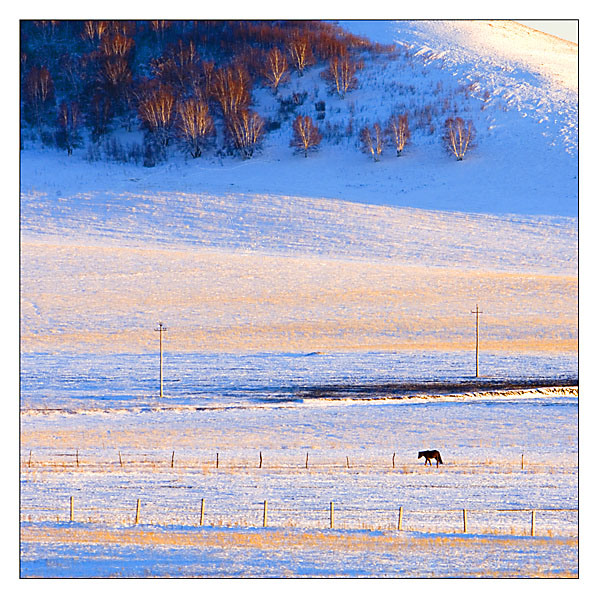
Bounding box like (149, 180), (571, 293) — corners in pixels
(154, 322), (167, 397)
(471, 304), (482, 377)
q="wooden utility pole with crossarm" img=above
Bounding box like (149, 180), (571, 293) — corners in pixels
(154, 322), (167, 397)
(471, 305), (482, 377)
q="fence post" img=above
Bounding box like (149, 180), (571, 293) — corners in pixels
(306, 453), (309, 469)
(76, 449), (79, 468)
(392, 452), (395, 469)
(119, 451), (123, 467)
(200, 498), (205, 526)
(135, 499), (141, 525)
(521, 454), (524, 470)
(69, 496), (74, 522)
(263, 500), (268, 527)
(216, 452), (219, 469)
(330, 502), (334, 528)
(531, 510), (536, 536)
(171, 451), (175, 468)
(463, 508), (467, 533)
(346, 456), (350, 468)
(28, 450), (32, 468)
(397, 506), (403, 531)
(259, 451), (262, 469)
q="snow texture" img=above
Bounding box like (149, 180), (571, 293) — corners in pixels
(20, 20), (578, 578)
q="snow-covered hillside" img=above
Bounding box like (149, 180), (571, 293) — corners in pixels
(21, 20), (578, 217)
(342, 20), (578, 135)
(20, 20), (578, 356)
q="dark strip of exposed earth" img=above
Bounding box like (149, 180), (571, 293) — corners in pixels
(296, 377), (578, 399)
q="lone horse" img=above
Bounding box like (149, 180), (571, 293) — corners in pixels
(418, 450), (443, 467)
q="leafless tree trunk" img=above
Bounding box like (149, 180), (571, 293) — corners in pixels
(360, 122), (384, 161)
(443, 117), (476, 160)
(176, 96), (214, 157)
(227, 109), (264, 159)
(82, 20), (109, 44)
(211, 65), (251, 118)
(150, 20), (171, 47)
(290, 115), (322, 157)
(89, 93), (112, 141)
(264, 47), (289, 93)
(138, 85), (175, 147)
(24, 65), (55, 129)
(100, 33), (135, 58)
(56, 101), (81, 155)
(387, 113), (410, 156)
(288, 36), (314, 76)
(323, 53), (357, 98)
(152, 40), (200, 94)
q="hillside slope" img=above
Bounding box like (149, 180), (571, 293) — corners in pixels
(19, 20), (578, 355)
(21, 20), (577, 216)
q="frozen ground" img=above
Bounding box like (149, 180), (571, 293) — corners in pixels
(20, 352), (578, 577)
(19, 207), (577, 355)
(20, 524), (578, 578)
(20, 350), (577, 411)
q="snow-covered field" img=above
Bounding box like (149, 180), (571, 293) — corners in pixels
(20, 353), (578, 577)
(19, 20), (578, 578)
(20, 351), (578, 577)
(20, 220), (577, 355)
(20, 525), (578, 578)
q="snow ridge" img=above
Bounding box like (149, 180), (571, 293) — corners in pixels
(342, 20), (578, 154)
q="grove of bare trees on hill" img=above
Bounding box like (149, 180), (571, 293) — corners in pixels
(21, 20), (480, 164)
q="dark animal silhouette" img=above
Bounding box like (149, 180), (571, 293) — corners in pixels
(418, 450), (443, 467)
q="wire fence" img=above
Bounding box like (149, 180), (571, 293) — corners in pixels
(20, 449), (578, 475)
(20, 497), (578, 537)
(21, 449), (578, 536)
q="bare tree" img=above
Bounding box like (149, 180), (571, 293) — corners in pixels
(387, 113), (410, 156)
(443, 117), (476, 160)
(200, 61), (215, 93)
(323, 53), (357, 98)
(55, 101), (81, 155)
(290, 115), (322, 157)
(58, 53), (87, 100)
(88, 93), (112, 141)
(23, 65), (55, 129)
(211, 65), (251, 118)
(360, 122), (384, 161)
(138, 84), (175, 147)
(176, 96), (214, 158)
(100, 33), (135, 58)
(150, 19), (171, 44)
(152, 40), (201, 95)
(82, 20), (109, 44)
(32, 20), (60, 44)
(98, 56), (132, 98)
(264, 47), (289, 94)
(288, 35), (314, 76)
(227, 109), (264, 159)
